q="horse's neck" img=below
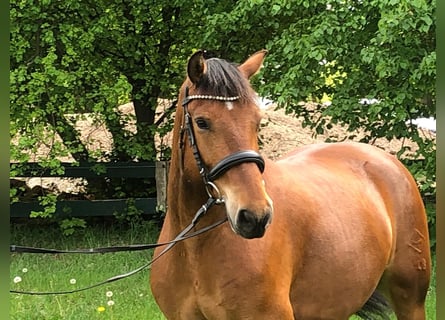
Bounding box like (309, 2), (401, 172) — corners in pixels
(168, 165), (206, 213)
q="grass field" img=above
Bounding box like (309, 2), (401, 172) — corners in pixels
(10, 220), (436, 319)
(10, 220), (165, 320)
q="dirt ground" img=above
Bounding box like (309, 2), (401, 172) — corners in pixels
(258, 105), (420, 160)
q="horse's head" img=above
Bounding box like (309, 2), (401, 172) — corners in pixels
(178, 50), (273, 239)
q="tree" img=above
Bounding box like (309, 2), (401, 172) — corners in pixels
(12, 1), (175, 164)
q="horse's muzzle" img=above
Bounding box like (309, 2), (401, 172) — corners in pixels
(235, 208), (272, 239)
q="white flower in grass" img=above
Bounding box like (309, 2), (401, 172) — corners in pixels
(70, 278), (76, 285)
(22, 268), (28, 273)
(107, 300), (115, 306)
(13, 276), (22, 283)
(106, 291), (113, 298)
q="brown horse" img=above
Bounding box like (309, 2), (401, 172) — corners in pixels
(150, 50), (431, 319)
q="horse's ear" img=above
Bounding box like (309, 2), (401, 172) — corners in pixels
(238, 50), (268, 79)
(187, 50), (206, 85)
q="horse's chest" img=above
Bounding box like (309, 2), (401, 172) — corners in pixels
(151, 256), (204, 318)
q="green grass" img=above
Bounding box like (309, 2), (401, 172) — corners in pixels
(10, 220), (436, 319)
(10, 220), (166, 320)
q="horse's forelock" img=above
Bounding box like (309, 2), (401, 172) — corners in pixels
(197, 58), (253, 103)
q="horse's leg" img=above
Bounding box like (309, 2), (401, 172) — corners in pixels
(379, 228), (431, 319)
(219, 302), (295, 319)
(380, 264), (429, 320)
(209, 295), (295, 320)
(386, 283), (428, 320)
(250, 302), (295, 320)
(379, 271), (429, 320)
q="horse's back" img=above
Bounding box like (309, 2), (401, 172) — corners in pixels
(275, 142), (422, 215)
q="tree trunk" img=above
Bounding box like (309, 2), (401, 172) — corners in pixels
(45, 113), (89, 163)
(127, 76), (158, 161)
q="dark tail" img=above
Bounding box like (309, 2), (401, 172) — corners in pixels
(355, 291), (392, 320)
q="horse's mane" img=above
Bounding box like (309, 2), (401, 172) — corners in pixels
(196, 58), (253, 103)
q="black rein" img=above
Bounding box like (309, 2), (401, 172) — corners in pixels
(10, 198), (227, 295)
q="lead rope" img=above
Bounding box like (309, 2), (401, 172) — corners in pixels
(10, 198), (226, 295)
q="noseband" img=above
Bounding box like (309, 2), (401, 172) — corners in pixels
(181, 86), (265, 200)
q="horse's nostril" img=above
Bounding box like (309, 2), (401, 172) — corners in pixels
(236, 209), (272, 239)
(262, 212), (272, 227)
(237, 209), (257, 231)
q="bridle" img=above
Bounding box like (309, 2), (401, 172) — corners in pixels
(181, 86), (265, 201)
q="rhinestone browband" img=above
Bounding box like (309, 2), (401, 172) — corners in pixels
(186, 95), (240, 101)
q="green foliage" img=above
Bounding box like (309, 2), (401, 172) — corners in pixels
(30, 194), (57, 218)
(203, 3), (434, 134)
(114, 198), (145, 224)
(59, 217), (87, 236)
(425, 202), (436, 253)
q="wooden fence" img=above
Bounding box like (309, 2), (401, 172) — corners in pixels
(10, 162), (168, 218)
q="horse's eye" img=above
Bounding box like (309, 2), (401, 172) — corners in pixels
(195, 118), (210, 130)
